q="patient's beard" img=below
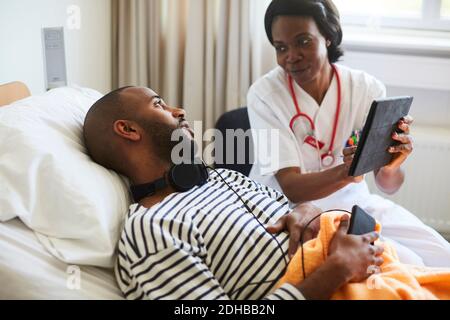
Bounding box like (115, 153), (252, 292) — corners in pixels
(139, 120), (192, 165)
(137, 119), (176, 164)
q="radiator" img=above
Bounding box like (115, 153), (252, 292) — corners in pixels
(365, 126), (450, 236)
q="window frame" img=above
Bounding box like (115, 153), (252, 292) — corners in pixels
(336, 0), (450, 32)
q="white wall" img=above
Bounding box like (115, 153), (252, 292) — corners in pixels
(339, 50), (450, 128)
(0, 0), (111, 95)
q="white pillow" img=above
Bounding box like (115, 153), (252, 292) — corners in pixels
(0, 86), (131, 268)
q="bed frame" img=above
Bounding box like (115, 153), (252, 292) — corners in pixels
(0, 81), (31, 107)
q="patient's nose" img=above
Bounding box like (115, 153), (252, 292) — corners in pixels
(171, 107), (186, 119)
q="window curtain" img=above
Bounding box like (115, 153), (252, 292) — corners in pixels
(111, 0), (275, 130)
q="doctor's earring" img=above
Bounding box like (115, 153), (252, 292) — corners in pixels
(326, 40), (331, 47)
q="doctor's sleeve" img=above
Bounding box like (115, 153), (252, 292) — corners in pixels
(360, 77), (388, 126)
(247, 93), (301, 177)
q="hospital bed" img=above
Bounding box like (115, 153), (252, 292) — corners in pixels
(0, 218), (122, 299)
(2, 81), (446, 300)
(0, 81), (125, 300)
(0, 82), (259, 300)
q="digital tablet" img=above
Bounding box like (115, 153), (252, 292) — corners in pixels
(348, 96), (413, 177)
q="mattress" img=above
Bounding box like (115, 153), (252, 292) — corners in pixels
(0, 218), (124, 300)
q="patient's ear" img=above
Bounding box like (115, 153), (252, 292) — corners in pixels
(113, 120), (141, 142)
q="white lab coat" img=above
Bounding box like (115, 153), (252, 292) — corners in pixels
(248, 64), (450, 267)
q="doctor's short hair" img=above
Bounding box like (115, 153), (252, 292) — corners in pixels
(265, 0), (344, 63)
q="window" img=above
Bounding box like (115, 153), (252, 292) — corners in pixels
(443, 0), (450, 18)
(333, 0), (450, 31)
(334, 0), (422, 18)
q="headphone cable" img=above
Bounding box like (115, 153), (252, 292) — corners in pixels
(299, 209), (351, 280)
(206, 166), (290, 297)
(205, 164), (351, 298)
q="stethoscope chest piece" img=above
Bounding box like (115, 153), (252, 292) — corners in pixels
(321, 153), (335, 168)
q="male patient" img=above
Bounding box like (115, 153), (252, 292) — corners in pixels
(83, 86), (383, 300)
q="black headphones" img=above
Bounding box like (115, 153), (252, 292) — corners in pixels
(130, 163), (209, 203)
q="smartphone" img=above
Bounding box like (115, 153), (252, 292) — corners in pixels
(348, 205), (376, 241)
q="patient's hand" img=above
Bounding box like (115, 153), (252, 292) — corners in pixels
(328, 215), (384, 283)
(266, 203), (322, 259)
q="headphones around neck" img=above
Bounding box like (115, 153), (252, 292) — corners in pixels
(130, 163), (209, 203)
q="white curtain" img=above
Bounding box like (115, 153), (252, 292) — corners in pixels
(112, 0), (276, 130)
(112, 0), (188, 104)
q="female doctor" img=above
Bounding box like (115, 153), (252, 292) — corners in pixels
(247, 0), (450, 267)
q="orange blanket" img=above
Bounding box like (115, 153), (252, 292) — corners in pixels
(277, 211), (450, 300)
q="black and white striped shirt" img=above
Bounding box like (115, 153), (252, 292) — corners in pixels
(115, 169), (304, 300)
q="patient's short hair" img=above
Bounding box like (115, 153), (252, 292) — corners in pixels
(83, 86), (133, 174)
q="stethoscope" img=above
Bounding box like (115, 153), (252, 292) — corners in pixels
(288, 64), (342, 169)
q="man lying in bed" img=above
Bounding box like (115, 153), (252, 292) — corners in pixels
(83, 86), (384, 300)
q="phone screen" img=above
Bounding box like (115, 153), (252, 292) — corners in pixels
(348, 205), (376, 238)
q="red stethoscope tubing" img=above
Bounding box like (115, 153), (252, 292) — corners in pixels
(288, 64), (342, 158)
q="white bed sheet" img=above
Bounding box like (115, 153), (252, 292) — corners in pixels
(0, 218), (124, 300)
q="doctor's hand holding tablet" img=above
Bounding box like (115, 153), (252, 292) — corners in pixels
(343, 115), (415, 181)
(346, 97), (415, 195)
(385, 115), (415, 170)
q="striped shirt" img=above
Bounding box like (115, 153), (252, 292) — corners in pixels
(115, 169), (304, 300)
